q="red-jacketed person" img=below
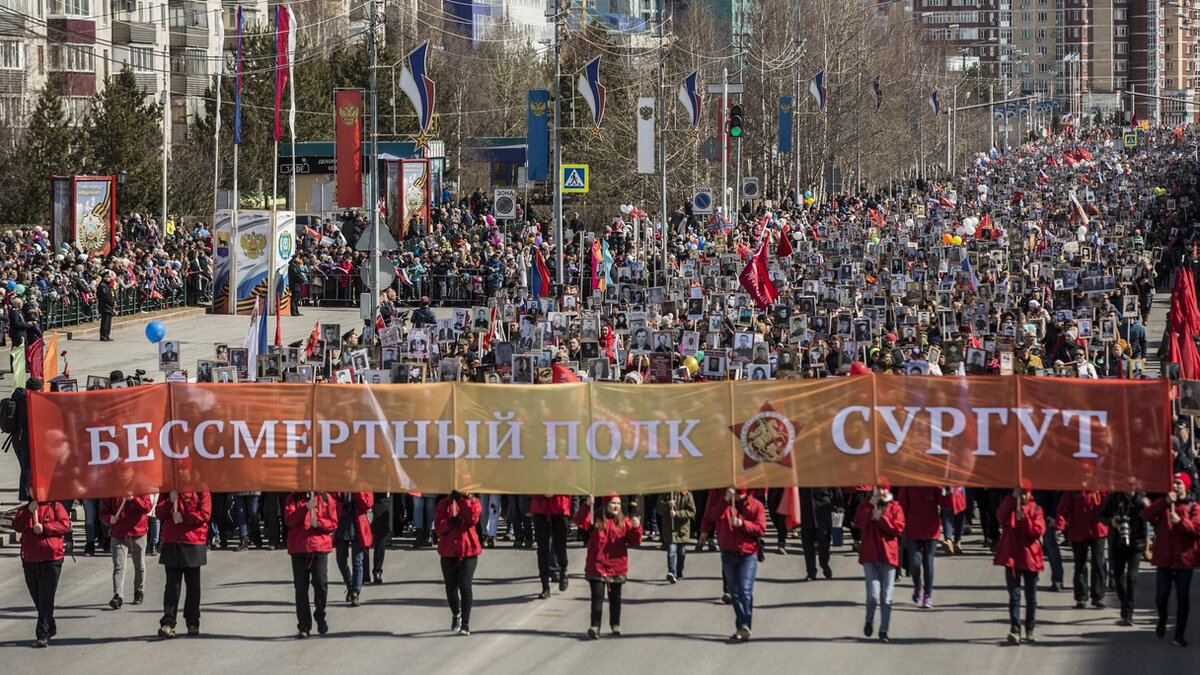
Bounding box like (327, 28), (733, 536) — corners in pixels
(155, 491), (212, 639)
(285, 492), (338, 638)
(101, 495), (152, 609)
(435, 491), (482, 636)
(898, 486), (941, 608)
(994, 479), (1046, 645)
(699, 487), (766, 641)
(1055, 490), (1109, 609)
(529, 494), (571, 598)
(1142, 473), (1200, 647)
(13, 494), (71, 648)
(856, 481), (905, 643)
(575, 495), (642, 638)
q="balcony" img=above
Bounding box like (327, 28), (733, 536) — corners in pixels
(113, 20), (157, 45)
(170, 73), (208, 97)
(133, 72), (157, 92)
(0, 11), (24, 36)
(169, 27), (209, 50)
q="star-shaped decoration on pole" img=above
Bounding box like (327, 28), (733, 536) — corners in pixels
(729, 400), (804, 471)
(687, 127), (700, 139)
(588, 125), (603, 140)
(413, 129), (433, 151)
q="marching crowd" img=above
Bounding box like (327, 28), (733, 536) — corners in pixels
(8, 124), (1200, 651)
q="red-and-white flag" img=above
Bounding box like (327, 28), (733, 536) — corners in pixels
(273, 4), (297, 142)
(304, 320), (320, 359)
(738, 242), (779, 311)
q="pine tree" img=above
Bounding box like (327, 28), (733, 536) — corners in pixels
(84, 69), (163, 216)
(2, 86), (81, 224)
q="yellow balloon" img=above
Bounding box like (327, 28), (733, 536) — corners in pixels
(952, 235), (963, 245)
(683, 356), (699, 375)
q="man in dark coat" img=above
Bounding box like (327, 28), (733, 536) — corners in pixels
(799, 487), (845, 581)
(97, 271), (116, 341)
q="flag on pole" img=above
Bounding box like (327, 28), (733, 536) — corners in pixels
(636, 96), (655, 174)
(928, 90), (940, 116)
(274, 294), (282, 346)
(590, 238), (604, 293)
(304, 321), (320, 359)
(601, 238), (614, 289)
(808, 70), (826, 113)
(530, 248), (551, 299)
(961, 256), (980, 291)
(273, 4), (296, 142)
(243, 297), (268, 369)
(375, 309), (386, 334)
(1069, 191), (1090, 224)
(738, 243), (780, 311)
(214, 8), (223, 137)
(577, 56), (606, 137)
(775, 226), (794, 258)
(872, 75), (882, 111)
(234, 5), (244, 144)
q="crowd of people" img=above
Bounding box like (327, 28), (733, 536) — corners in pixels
(8, 124), (1200, 650)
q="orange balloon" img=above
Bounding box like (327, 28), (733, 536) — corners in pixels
(942, 233), (953, 244)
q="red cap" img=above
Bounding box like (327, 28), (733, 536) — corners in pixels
(876, 476), (891, 490)
(849, 361), (870, 376)
(885, 333), (898, 342)
(1019, 477), (1034, 492)
(1176, 472), (1193, 491)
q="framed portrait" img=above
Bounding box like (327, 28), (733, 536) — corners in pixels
(86, 375), (110, 391)
(256, 354), (283, 380)
(439, 359), (462, 382)
(51, 378), (79, 392)
(213, 366), (237, 383)
(702, 350), (727, 379)
(158, 340), (180, 372)
(228, 348), (249, 381)
(511, 354), (536, 384)
(333, 368), (355, 384)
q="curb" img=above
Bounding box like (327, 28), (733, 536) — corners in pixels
(66, 307), (210, 340)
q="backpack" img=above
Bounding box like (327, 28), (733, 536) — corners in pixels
(0, 395), (18, 435)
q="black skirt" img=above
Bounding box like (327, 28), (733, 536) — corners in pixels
(160, 542), (207, 569)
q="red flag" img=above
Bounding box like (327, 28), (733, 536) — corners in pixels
(532, 247), (551, 298)
(274, 294), (282, 346)
(304, 321), (320, 358)
(375, 309), (386, 334)
(334, 89), (363, 207)
(738, 243), (779, 311)
(1045, 155), (1058, 168)
(775, 227), (794, 258)
(273, 5), (295, 142)
(1174, 125), (1184, 139)
(551, 363), (580, 383)
(1131, 110), (1139, 127)
(1074, 146), (1092, 162)
(775, 486), (802, 530)
(25, 336), (44, 380)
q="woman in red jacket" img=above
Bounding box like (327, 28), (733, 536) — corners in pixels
(13, 496), (71, 648)
(529, 494), (571, 598)
(1142, 473), (1200, 647)
(101, 494), (152, 609)
(699, 487), (767, 641)
(939, 486), (968, 555)
(993, 480), (1046, 645)
(435, 491), (482, 636)
(855, 481), (905, 643)
(1055, 490), (1109, 609)
(574, 495), (642, 638)
(155, 491), (211, 639)
(899, 486), (941, 608)
(285, 492), (339, 638)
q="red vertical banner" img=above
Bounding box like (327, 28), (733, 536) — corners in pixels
(334, 89), (363, 208)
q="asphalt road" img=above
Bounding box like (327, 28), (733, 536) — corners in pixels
(1, 304), (1197, 674)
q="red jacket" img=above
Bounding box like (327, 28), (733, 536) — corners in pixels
(100, 495), (152, 539)
(1055, 491), (1109, 542)
(155, 493), (211, 546)
(993, 495), (1046, 572)
(898, 487), (942, 541)
(574, 504), (642, 577)
(337, 492), (374, 549)
(939, 487), (968, 514)
(285, 492), (339, 555)
(12, 502), (71, 562)
(854, 499), (905, 566)
(435, 495), (482, 560)
(1142, 497), (1200, 570)
(530, 495), (571, 517)
(700, 493), (767, 556)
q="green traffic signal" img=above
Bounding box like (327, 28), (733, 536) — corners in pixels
(728, 104), (744, 138)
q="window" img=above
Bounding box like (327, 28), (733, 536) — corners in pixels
(0, 96), (22, 127)
(1039, 62), (1050, 72)
(128, 45), (152, 72)
(1037, 46), (1047, 55)
(47, 0), (88, 16)
(186, 48), (205, 76)
(1115, 60), (1127, 73)
(1115, 25), (1127, 37)
(0, 39), (22, 69)
(1037, 11), (1047, 21)
(1113, 8), (1125, 20)
(63, 96), (89, 125)
(1115, 43), (1126, 54)
(48, 44), (94, 71)
(169, 1), (207, 29)
(1021, 28), (1030, 39)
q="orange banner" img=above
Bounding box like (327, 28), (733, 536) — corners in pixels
(29, 376), (1172, 501)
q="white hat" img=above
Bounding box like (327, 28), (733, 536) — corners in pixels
(1028, 299), (1040, 308)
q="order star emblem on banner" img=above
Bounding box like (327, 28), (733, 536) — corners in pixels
(730, 400), (802, 470)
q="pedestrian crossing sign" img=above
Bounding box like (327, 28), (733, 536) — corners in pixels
(562, 164), (589, 193)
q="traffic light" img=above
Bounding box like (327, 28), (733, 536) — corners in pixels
(728, 104), (744, 138)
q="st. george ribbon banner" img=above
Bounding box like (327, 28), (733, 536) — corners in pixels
(29, 376), (1171, 500)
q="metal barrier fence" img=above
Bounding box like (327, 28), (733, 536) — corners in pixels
(23, 273), (214, 331)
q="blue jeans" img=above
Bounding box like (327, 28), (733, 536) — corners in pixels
(148, 517), (161, 547)
(479, 494), (502, 538)
(940, 507), (965, 541)
(908, 539), (936, 596)
(233, 495), (259, 540)
(508, 496), (531, 539)
(413, 496), (437, 530)
(863, 562), (896, 633)
(1043, 529), (1064, 585)
(667, 542), (687, 577)
(1005, 566), (1038, 629)
(720, 550), (757, 631)
(1156, 568), (1193, 639)
(83, 498), (105, 544)
(336, 539), (365, 594)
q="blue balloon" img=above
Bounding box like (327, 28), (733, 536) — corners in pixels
(5, 280), (13, 290)
(145, 321), (166, 343)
